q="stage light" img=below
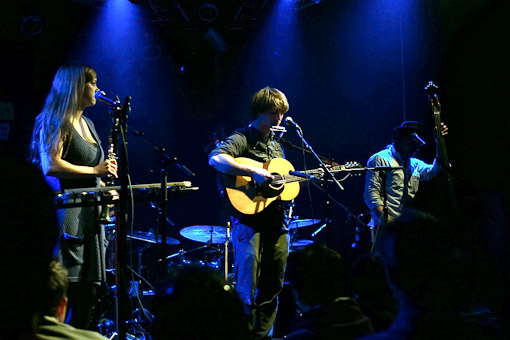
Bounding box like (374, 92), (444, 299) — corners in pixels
(128, 0), (145, 4)
(21, 15), (44, 36)
(203, 27), (227, 55)
(198, 3), (218, 22)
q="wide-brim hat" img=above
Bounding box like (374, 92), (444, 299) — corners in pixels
(392, 121), (425, 135)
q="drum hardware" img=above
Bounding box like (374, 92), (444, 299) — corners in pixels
(311, 223), (327, 238)
(102, 307), (153, 340)
(179, 225), (227, 244)
(165, 244), (218, 263)
(289, 239), (314, 252)
(105, 331), (142, 340)
(165, 224), (233, 280)
(287, 217), (321, 251)
(127, 229), (180, 245)
(178, 225), (228, 271)
(224, 221), (230, 281)
(288, 218), (322, 229)
(119, 309), (153, 339)
(99, 242), (155, 340)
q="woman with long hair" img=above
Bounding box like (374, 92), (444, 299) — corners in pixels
(30, 62), (117, 330)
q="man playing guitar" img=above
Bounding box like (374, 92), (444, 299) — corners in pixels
(208, 87), (290, 340)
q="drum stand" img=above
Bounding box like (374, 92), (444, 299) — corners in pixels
(224, 222), (230, 282)
(98, 243), (155, 339)
(166, 223), (232, 282)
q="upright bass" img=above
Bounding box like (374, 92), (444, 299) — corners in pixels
(425, 81), (459, 217)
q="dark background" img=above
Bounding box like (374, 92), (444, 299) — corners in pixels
(1, 0), (509, 334)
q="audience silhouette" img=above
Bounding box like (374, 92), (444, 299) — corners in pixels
(284, 244), (374, 340)
(0, 148), (59, 338)
(151, 265), (250, 340)
(349, 254), (398, 332)
(356, 209), (508, 340)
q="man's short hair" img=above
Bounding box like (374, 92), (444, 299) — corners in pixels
(251, 87), (289, 118)
(43, 260), (69, 317)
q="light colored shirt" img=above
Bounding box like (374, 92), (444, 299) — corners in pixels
(363, 145), (440, 226)
(36, 315), (106, 340)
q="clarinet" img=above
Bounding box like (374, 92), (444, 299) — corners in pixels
(98, 119), (118, 224)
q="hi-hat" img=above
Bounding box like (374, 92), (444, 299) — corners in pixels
(288, 219), (321, 229)
(180, 225), (227, 244)
(128, 230), (180, 245)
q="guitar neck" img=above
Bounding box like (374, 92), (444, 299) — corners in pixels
(433, 113), (450, 167)
(280, 164), (362, 185)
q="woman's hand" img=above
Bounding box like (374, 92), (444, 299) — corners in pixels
(95, 159), (118, 177)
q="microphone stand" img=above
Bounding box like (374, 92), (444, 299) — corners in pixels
(129, 125), (195, 280)
(287, 125), (346, 248)
(111, 96), (131, 340)
(130, 125), (195, 178)
(276, 137), (340, 167)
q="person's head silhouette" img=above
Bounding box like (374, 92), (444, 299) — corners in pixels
(151, 266), (250, 340)
(0, 148), (59, 337)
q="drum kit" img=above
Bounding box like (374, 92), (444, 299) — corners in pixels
(98, 218), (322, 338)
(107, 218), (322, 282)
(120, 218), (323, 264)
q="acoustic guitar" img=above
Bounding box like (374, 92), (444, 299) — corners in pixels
(223, 157), (360, 214)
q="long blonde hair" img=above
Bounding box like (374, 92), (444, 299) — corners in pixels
(30, 62), (97, 165)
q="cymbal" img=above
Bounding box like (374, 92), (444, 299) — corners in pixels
(180, 225), (227, 244)
(288, 219), (322, 229)
(290, 239), (313, 248)
(128, 230), (180, 245)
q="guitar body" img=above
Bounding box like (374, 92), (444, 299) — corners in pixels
(224, 157), (300, 215)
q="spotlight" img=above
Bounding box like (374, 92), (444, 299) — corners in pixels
(198, 3), (218, 22)
(203, 27), (227, 55)
(21, 15), (44, 36)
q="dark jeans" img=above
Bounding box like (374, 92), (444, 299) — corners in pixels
(232, 220), (289, 340)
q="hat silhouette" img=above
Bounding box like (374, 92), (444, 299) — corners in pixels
(393, 121), (425, 135)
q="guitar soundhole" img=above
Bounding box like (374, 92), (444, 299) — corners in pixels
(269, 174), (284, 191)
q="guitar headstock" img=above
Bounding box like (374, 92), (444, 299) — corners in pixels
(425, 81), (441, 114)
(329, 161), (363, 176)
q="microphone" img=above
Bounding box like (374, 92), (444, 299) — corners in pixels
(284, 116), (300, 129)
(411, 132), (427, 146)
(95, 91), (120, 106)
